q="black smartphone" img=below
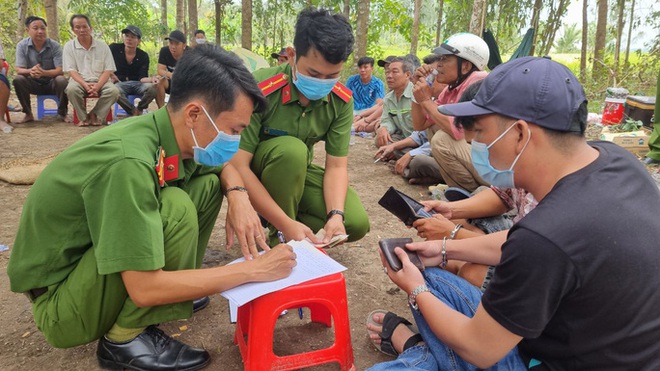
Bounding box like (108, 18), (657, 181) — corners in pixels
(378, 237), (425, 272)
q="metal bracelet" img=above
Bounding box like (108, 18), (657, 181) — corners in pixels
(225, 186), (248, 196)
(441, 237), (448, 269)
(449, 223), (463, 240)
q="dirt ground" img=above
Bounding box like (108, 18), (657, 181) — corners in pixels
(0, 99), (435, 370)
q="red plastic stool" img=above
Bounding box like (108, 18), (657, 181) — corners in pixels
(72, 97), (113, 125)
(234, 271), (355, 371)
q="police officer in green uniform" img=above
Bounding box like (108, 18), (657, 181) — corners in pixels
(8, 45), (297, 371)
(231, 8), (370, 246)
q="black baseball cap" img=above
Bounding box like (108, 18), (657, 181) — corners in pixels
(377, 55), (397, 67)
(165, 30), (186, 44)
(438, 57), (587, 132)
(121, 25), (142, 39)
(271, 48), (287, 59)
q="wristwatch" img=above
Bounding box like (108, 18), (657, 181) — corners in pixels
(326, 209), (345, 222)
(408, 284), (430, 310)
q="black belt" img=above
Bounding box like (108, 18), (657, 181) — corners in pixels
(24, 287), (48, 303)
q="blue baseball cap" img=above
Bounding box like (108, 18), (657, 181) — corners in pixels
(438, 56), (587, 132)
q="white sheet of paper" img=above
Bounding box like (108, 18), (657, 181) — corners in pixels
(220, 239), (347, 322)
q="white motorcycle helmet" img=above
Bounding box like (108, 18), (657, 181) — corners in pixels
(432, 32), (489, 71)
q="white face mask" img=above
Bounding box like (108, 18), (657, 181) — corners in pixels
(195, 38), (206, 44)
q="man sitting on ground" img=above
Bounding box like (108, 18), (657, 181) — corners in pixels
(367, 56), (660, 370)
(412, 32), (490, 192)
(14, 16), (70, 123)
(155, 30), (188, 108)
(110, 25), (157, 116)
(346, 56), (385, 117)
(375, 56), (415, 148)
(63, 14), (120, 126)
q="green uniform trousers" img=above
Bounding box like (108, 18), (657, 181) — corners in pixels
(251, 136), (370, 246)
(32, 174), (223, 348)
(646, 71), (660, 161)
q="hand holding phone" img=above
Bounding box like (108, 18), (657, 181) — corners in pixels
(379, 238), (425, 272)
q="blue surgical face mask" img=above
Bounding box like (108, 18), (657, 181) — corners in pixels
(471, 122), (530, 189)
(292, 68), (339, 101)
(191, 106), (241, 166)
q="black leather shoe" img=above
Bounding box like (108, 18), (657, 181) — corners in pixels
(642, 156), (660, 165)
(97, 326), (210, 371)
(192, 296), (210, 313)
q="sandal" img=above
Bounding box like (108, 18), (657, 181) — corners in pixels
(366, 310), (424, 357)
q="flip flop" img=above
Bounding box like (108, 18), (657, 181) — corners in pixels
(366, 310), (423, 357)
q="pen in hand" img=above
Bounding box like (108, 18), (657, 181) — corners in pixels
(277, 231), (286, 244)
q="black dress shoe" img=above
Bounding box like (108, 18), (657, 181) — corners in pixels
(192, 296), (210, 313)
(642, 156), (660, 165)
(97, 326), (210, 371)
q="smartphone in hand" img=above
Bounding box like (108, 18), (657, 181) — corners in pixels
(379, 238), (425, 272)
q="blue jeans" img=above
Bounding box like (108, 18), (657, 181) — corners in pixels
(367, 268), (527, 371)
(115, 81), (156, 113)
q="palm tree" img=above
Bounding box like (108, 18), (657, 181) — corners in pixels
(554, 24), (581, 53)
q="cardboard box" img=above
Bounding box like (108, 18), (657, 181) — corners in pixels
(600, 127), (651, 156)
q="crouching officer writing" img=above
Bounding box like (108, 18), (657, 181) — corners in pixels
(8, 44), (296, 371)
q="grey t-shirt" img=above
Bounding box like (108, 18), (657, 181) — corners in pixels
(15, 37), (63, 84)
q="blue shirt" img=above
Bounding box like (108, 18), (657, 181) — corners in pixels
(346, 74), (385, 111)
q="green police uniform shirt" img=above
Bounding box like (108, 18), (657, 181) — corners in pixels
(8, 107), (221, 293)
(239, 63), (354, 162)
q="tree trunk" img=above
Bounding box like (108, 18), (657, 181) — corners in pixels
(188, 0), (198, 42)
(435, 0), (444, 46)
(355, 0), (370, 64)
(215, 0), (222, 45)
(580, 0), (588, 82)
(43, 0), (59, 43)
(242, 0), (252, 50)
(410, 0), (422, 54)
(613, 0), (625, 75)
(592, 0), (608, 80)
(529, 0), (542, 55)
(468, 0), (486, 36)
(624, 0), (635, 67)
(176, 0), (185, 30)
(343, 0), (350, 19)
(539, 0), (568, 56)
(161, 0), (168, 45)
(15, 0), (28, 43)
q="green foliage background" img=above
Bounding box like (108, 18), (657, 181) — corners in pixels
(0, 0), (657, 114)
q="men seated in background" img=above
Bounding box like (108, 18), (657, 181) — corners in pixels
(193, 29), (207, 46)
(63, 14), (119, 126)
(110, 25), (156, 116)
(155, 30), (188, 107)
(374, 129), (443, 185)
(346, 57), (384, 117)
(375, 56), (414, 148)
(8, 44), (295, 371)
(270, 48), (288, 65)
(14, 16), (69, 123)
(230, 8), (370, 248)
(0, 39), (13, 133)
(354, 55), (396, 133)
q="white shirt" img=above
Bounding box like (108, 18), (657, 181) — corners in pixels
(63, 37), (116, 82)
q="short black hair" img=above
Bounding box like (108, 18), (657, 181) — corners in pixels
(357, 57), (374, 68)
(168, 44), (267, 117)
(453, 80), (484, 131)
(404, 54), (421, 70)
(69, 14), (91, 29)
(422, 54), (441, 65)
(194, 30), (205, 36)
(293, 7), (354, 64)
(25, 16), (46, 27)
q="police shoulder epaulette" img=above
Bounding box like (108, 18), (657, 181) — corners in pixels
(258, 73), (289, 97)
(331, 81), (352, 103)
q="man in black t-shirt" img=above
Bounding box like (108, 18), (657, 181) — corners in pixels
(109, 25), (156, 116)
(367, 57), (660, 370)
(155, 30), (188, 107)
